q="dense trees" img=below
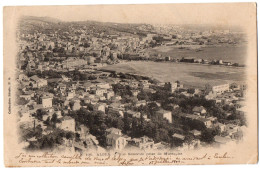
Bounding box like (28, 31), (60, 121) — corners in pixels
(16, 97), (29, 105)
(182, 118), (207, 131)
(112, 83), (132, 97)
(69, 108), (108, 146)
(26, 127), (71, 150)
(137, 90), (150, 101)
(201, 129), (215, 143)
(27, 70), (62, 79)
(52, 47), (65, 54)
(33, 109), (47, 121)
(67, 70), (97, 81)
(151, 89), (171, 102)
(152, 36), (171, 44)
(227, 111), (247, 126)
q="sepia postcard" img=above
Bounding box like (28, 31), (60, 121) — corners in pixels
(3, 3), (258, 167)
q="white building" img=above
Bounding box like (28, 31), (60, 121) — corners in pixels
(104, 90), (115, 100)
(30, 75), (48, 88)
(156, 109), (172, 123)
(41, 96), (53, 108)
(164, 82), (178, 93)
(72, 100), (81, 111)
(105, 128), (128, 150)
(192, 106), (207, 116)
(206, 83), (230, 94)
(59, 116), (76, 132)
(94, 103), (106, 112)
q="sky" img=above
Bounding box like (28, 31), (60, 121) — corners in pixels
(5, 3), (255, 28)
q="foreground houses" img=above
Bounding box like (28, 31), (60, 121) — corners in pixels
(30, 75), (48, 88)
(105, 128), (129, 150)
(192, 106), (207, 116)
(130, 136), (155, 150)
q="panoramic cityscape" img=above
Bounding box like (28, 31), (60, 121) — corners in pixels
(16, 16), (247, 153)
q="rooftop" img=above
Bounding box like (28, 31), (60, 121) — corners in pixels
(61, 116), (74, 121)
(192, 106), (206, 113)
(191, 129), (201, 136)
(172, 133), (185, 140)
(106, 127), (121, 134)
(214, 136), (232, 144)
(30, 75), (40, 81)
(107, 133), (121, 140)
(156, 109), (171, 115)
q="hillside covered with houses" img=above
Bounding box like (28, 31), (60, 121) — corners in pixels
(16, 16), (247, 153)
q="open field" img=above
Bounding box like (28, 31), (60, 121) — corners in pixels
(102, 61), (246, 88)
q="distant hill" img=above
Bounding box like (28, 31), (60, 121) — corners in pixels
(20, 16), (62, 23)
(18, 16), (155, 36)
(18, 16), (64, 34)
